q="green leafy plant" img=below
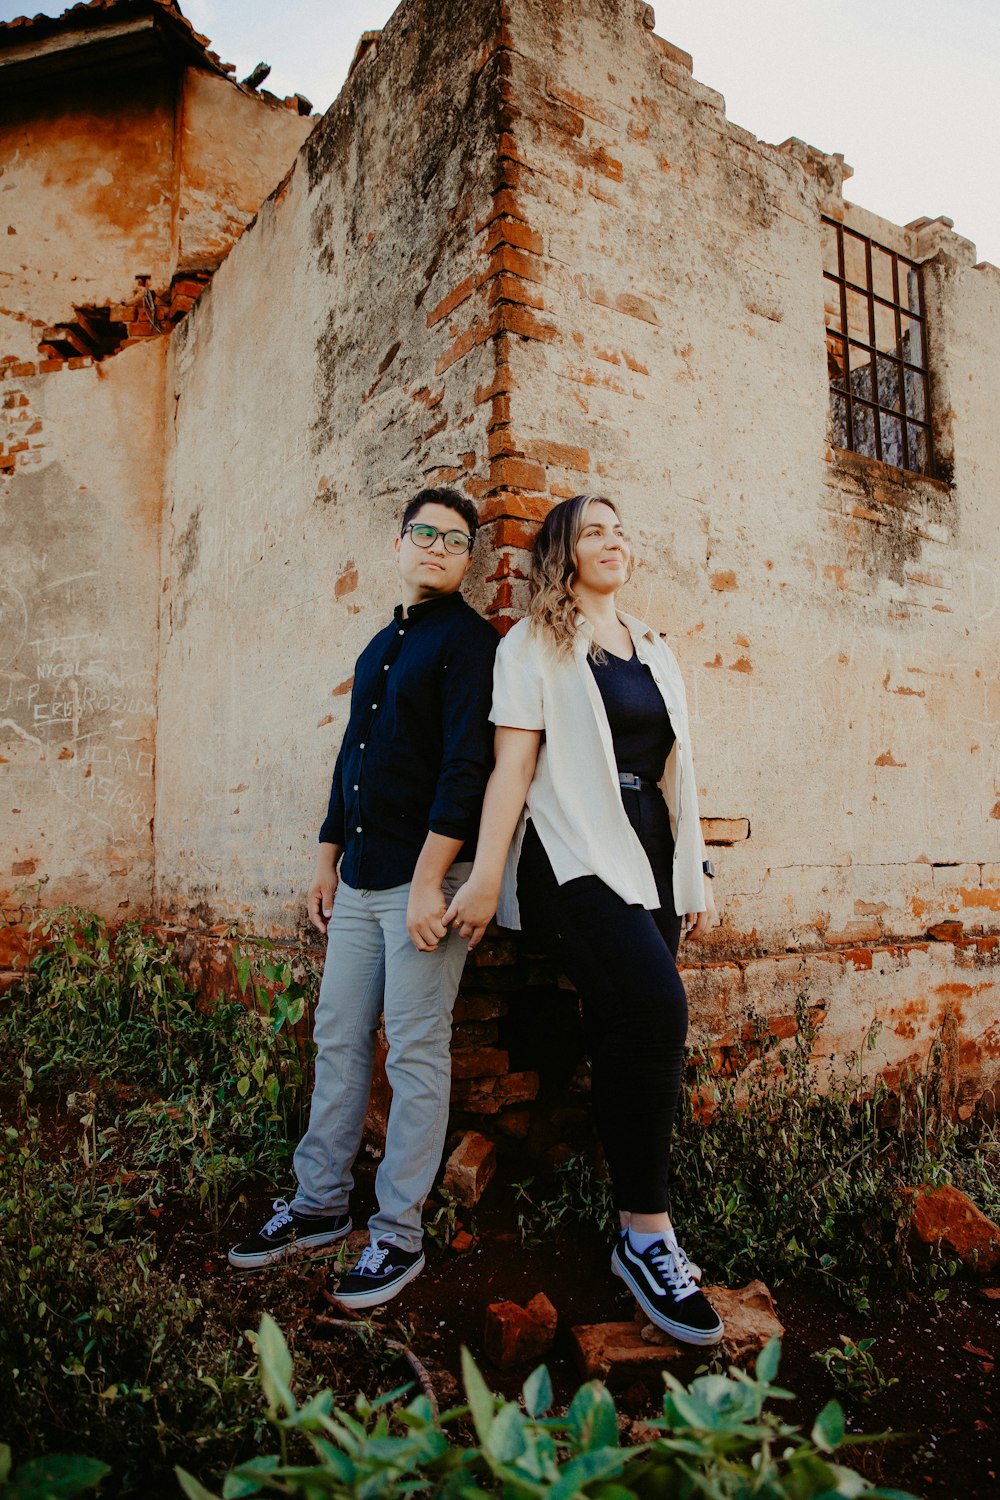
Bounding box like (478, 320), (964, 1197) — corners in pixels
(0, 1445), (109, 1499)
(813, 1335), (900, 1404)
(178, 1317), (918, 1499)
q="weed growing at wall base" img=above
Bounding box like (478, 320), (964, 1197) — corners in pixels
(517, 992), (997, 1311)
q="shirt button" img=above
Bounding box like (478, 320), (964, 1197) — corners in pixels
(383, 664), (389, 670)
(353, 784), (359, 791)
(398, 629), (404, 636)
(360, 742), (365, 749)
(356, 826), (362, 833)
(371, 703), (378, 710)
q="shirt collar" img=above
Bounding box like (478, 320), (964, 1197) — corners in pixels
(573, 610), (657, 652)
(393, 591), (464, 626)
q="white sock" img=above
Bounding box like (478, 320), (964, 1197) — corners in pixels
(628, 1228), (669, 1252)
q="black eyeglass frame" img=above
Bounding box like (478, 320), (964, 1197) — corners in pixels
(400, 522), (474, 555)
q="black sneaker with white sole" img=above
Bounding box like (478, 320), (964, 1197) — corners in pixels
(333, 1240), (425, 1309)
(612, 1232), (724, 1346)
(618, 1229), (702, 1283)
(228, 1198), (351, 1270)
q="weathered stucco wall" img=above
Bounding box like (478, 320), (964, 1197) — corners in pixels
(157, 0), (505, 932)
(0, 56), (312, 340)
(463, 0), (1000, 1106)
(1, 37), (315, 945)
(0, 72), (178, 331)
(1, 343), (165, 916)
(161, 0), (999, 1107)
(3, 0), (998, 1110)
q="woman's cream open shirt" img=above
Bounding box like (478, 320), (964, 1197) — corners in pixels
(490, 612), (707, 931)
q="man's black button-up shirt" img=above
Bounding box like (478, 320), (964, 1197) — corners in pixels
(319, 592), (499, 891)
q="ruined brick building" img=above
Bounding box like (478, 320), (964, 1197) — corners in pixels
(2, 0), (998, 1127)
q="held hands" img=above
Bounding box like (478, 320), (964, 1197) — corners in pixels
(406, 878), (451, 952)
(443, 877), (499, 951)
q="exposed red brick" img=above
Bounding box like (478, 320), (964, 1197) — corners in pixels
(479, 492), (551, 525)
(541, 100), (585, 139)
(487, 392), (512, 429)
(487, 426), (521, 460)
(649, 33), (693, 71)
(622, 350), (650, 374)
(485, 1293), (557, 1368)
(11, 361), (35, 378)
(486, 274), (545, 311)
(335, 565), (358, 599)
(479, 243), (546, 285)
(928, 921), (965, 943)
(489, 579), (515, 612)
(475, 188), (531, 232)
(474, 369), (515, 405)
(435, 322), (482, 376)
(493, 303), (559, 343)
(523, 439), (590, 472)
(441, 1130), (496, 1206)
(483, 218), (544, 257)
(494, 1070), (540, 1105)
(545, 79), (616, 127)
(426, 275), (476, 328)
(489, 455), (546, 491)
(907, 1184), (1000, 1272)
(485, 551), (528, 583)
(486, 517), (541, 550)
(451, 1047), (509, 1080)
(453, 992), (508, 1023)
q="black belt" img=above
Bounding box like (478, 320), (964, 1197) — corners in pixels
(618, 772), (656, 791)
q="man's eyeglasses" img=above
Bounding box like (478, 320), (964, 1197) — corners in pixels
(401, 522), (473, 555)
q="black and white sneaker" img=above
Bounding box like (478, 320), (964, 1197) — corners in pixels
(228, 1198), (351, 1270)
(333, 1239), (425, 1309)
(612, 1232), (724, 1346)
(618, 1228), (702, 1283)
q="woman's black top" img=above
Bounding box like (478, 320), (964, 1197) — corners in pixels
(588, 648), (674, 783)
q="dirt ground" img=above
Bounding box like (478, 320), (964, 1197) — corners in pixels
(194, 1165), (1000, 1500)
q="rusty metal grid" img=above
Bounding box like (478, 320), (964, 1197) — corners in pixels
(822, 217), (934, 476)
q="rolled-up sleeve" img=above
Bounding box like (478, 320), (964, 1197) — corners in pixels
(490, 625), (544, 730)
(427, 624), (499, 840)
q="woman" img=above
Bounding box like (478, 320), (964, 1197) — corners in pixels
(445, 494), (723, 1345)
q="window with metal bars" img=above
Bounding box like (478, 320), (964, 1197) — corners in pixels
(822, 217), (933, 475)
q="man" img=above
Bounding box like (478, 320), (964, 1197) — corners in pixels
(228, 487), (498, 1307)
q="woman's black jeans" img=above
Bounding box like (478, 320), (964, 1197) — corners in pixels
(516, 786), (687, 1213)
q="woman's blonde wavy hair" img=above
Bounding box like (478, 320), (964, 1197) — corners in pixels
(526, 494), (630, 658)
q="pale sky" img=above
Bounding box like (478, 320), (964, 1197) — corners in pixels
(3, 0), (997, 265)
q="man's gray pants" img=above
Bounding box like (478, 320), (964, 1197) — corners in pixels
(290, 867), (472, 1253)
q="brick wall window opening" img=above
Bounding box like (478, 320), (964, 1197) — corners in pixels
(822, 217), (933, 475)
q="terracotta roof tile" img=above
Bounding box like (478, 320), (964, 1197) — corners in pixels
(0, 0), (236, 77)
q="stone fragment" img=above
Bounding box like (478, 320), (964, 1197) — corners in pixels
(485, 1293), (557, 1367)
(496, 1108), (531, 1139)
(572, 1320), (684, 1381)
(441, 1130), (496, 1207)
(907, 1184), (1000, 1272)
(636, 1281), (784, 1367)
(451, 1229), (474, 1254)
